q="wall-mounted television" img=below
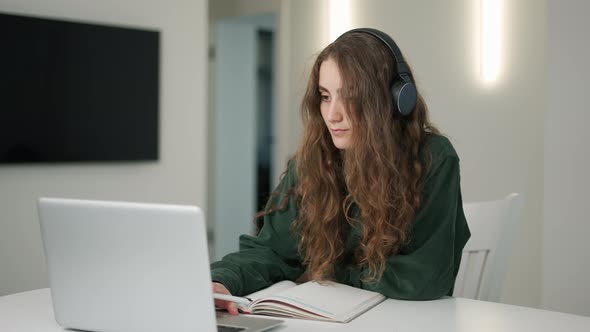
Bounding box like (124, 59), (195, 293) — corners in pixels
(0, 12), (160, 163)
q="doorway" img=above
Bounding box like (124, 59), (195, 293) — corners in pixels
(208, 14), (276, 260)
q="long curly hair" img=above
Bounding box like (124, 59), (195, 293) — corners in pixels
(258, 31), (440, 282)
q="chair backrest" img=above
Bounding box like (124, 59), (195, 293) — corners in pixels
(453, 193), (524, 302)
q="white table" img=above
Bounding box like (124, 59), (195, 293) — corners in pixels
(1, 288), (589, 332)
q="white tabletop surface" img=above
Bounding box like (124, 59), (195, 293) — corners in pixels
(1, 288), (589, 332)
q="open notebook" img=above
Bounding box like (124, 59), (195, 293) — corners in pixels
(238, 280), (386, 323)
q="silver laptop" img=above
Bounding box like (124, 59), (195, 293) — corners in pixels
(37, 197), (283, 332)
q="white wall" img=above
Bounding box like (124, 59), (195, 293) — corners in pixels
(277, 0), (545, 308)
(544, 0), (590, 317)
(274, 0), (330, 177)
(0, 0), (208, 296)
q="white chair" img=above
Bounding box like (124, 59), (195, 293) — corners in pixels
(453, 193), (524, 302)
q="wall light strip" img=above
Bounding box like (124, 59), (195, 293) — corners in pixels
(330, 0), (350, 41)
(481, 0), (501, 82)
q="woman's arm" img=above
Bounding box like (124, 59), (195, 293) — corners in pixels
(210, 162), (305, 296)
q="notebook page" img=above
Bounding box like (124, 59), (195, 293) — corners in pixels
(264, 281), (385, 321)
(246, 280), (297, 301)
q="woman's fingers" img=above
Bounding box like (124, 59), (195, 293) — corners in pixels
(226, 302), (239, 315)
(212, 282), (239, 315)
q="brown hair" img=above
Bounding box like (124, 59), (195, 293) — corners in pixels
(258, 31), (440, 282)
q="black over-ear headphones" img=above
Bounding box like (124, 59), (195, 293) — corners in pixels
(339, 28), (417, 116)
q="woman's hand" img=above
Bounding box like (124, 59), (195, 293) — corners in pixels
(212, 282), (239, 315)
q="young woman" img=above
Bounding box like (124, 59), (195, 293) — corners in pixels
(211, 28), (470, 315)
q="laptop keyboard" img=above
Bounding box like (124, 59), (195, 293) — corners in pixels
(217, 326), (245, 332)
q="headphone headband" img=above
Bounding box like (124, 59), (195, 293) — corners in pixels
(337, 28), (417, 116)
(345, 28), (408, 73)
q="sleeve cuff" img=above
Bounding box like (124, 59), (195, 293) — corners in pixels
(211, 267), (243, 295)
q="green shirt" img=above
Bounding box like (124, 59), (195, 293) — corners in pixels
(211, 134), (470, 300)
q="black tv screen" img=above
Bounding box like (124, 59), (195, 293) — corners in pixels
(0, 12), (159, 163)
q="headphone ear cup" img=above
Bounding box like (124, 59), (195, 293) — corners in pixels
(391, 79), (417, 116)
